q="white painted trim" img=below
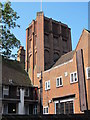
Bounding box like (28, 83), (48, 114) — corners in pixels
(54, 101), (59, 114)
(86, 67), (90, 79)
(43, 106), (49, 114)
(70, 71), (78, 84)
(44, 59), (73, 73)
(3, 85), (9, 96)
(60, 98), (74, 103)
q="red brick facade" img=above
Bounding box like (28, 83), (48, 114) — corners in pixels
(25, 12), (72, 86)
(42, 29), (90, 114)
(25, 11), (90, 114)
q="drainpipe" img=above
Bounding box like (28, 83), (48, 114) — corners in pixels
(39, 71), (43, 114)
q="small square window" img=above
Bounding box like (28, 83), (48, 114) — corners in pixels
(56, 77), (63, 87)
(43, 107), (48, 114)
(3, 86), (9, 97)
(86, 67), (90, 79)
(70, 72), (78, 83)
(45, 80), (50, 90)
(24, 88), (29, 97)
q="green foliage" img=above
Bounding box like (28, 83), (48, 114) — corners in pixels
(0, 1), (21, 58)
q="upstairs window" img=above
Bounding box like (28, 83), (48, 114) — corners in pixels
(3, 86), (9, 97)
(56, 76), (63, 87)
(86, 67), (90, 79)
(45, 80), (50, 90)
(70, 72), (78, 83)
(24, 88), (29, 97)
(17, 87), (20, 96)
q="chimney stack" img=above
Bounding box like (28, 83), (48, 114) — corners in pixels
(17, 46), (25, 69)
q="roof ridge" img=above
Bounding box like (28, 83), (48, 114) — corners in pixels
(60, 50), (75, 58)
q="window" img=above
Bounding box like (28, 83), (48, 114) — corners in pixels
(70, 72), (78, 83)
(33, 105), (37, 115)
(24, 88), (29, 97)
(17, 87), (20, 96)
(56, 76), (63, 87)
(25, 105), (29, 115)
(43, 106), (48, 114)
(3, 104), (8, 114)
(55, 99), (74, 114)
(45, 80), (50, 90)
(3, 86), (9, 97)
(8, 103), (16, 114)
(86, 67), (90, 79)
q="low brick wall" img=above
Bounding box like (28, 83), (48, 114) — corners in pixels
(1, 113), (90, 120)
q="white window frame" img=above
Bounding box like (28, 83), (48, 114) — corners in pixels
(54, 98), (74, 114)
(70, 72), (78, 83)
(54, 101), (59, 114)
(86, 67), (90, 79)
(43, 106), (49, 114)
(33, 105), (37, 115)
(3, 85), (9, 97)
(56, 76), (63, 87)
(60, 98), (74, 114)
(45, 80), (50, 90)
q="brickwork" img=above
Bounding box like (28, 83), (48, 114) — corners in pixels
(42, 29), (90, 114)
(25, 12), (72, 87)
(25, 11), (90, 115)
(44, 17), (72, 70)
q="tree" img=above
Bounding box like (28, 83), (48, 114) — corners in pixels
(0, 1), (21, 58)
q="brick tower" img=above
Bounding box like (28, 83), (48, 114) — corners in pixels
(25, 12), (72, 86)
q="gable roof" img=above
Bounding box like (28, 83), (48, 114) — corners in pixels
(52, 50), (75, 68)
(2, 57), (32, 87)
(75, 29), (90, 51)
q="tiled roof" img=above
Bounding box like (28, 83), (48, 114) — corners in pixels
(53, 50), (75, 68)
(2, 57), (32, 87)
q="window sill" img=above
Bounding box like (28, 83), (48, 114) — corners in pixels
(56, 85), (63, 88)
(45, 88), (50, 91)
(87, 77), (90, 80)
(70, 81), (78, 84)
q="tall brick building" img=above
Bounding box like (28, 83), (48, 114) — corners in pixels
(25, 12), (72, 86)
(25, 12), (90, 114)
(42, 29), (90, 114)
